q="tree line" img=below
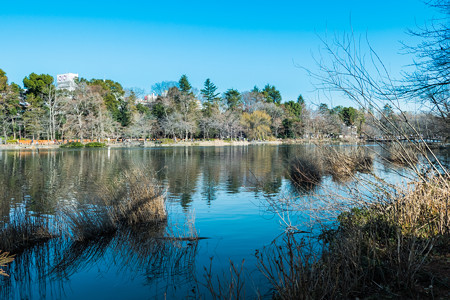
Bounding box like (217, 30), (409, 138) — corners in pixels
(0, 70), (446, 142)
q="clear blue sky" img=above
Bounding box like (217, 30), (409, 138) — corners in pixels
(0, 0), (438, 105)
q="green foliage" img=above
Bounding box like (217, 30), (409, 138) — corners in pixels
(60, 142), (84, 148)
(84, 142), (106, 148)
(6, 139), (17, 144)
(223, 89), (241, 109)
(22, 73), (54, 106)
(118, 92), (136, 127)
(284, 101), (302, 119)
(136, 103), (150, 115)
(151, 103), (166, 119)
(262, 84), (282, 104)
(200, 78), (219, 103)
(160, 138), (175, 144)
(281, 118), (295, 138)
(318, 103), (329, 114)
(179, 75), (192, 93)
(297, 94), (305, 105)
(87, 78), (125, 122)
(0, 69), (7, 92)
(339, 107), (358, 126)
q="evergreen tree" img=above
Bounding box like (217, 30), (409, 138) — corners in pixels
(262, 84), (282, 104)
(224, 89), (241, 109)
(200, 78), (219, 103)
(179, 75), (192, 93)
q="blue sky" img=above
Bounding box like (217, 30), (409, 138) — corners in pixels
(0, 0), (438, 105)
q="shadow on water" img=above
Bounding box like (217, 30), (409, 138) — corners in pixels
(0, 220), (199, 300)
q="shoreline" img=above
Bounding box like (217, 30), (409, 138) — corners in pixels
(0, 138), (446, 151)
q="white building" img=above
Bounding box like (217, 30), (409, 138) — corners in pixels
(56, 73), (79, 91)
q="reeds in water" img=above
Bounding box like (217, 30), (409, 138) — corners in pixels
(0, 207), (56, 254)
(289, 155), (323, 190)
(61, 169), (167, 242)
(322, 147), (373, 181)
(257, 175), (450, 299)
(385, 143), (421, 166)
(0, 251), (14, 277)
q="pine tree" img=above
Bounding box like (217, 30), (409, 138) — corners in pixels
(179, 75), (192, 93)
(200, 78), (219, 103)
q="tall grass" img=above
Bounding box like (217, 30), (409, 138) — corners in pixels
(0, 251), (14, 277)
(321, 147), (373, 181)
(256, 174), (450, 299)
(385, 143), (421, 167)
(289, 155), (323, 190)
(0, 207), (57, 254)
(61, 169), (167, 242)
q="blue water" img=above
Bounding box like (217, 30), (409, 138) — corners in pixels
(0, 144), (447, 299)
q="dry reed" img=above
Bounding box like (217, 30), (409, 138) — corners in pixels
(322, 147), (373, 181)
(385, 143), (421, 166)
(61, 169), (167, 242)
(0, 251), (14, 277)
(289, 155), (323, 190)
(0, 208), (57, 254)
(257, 174), (450, 299)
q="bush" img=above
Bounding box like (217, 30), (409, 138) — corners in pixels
(6, 139), (17, 144)
(160, 138), (175, 144)
(60, 142), (84, 148)
(85, 142), (106, 148)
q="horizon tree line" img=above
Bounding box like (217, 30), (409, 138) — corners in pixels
(0, 70), (447, 143)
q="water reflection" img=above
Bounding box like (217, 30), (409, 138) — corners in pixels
(0, 146), (296, 217)
(0, 145), (448, 299)
(0, 222), (198, 300)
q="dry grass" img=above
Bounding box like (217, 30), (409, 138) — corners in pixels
(257, 174), (450, 299)
(385, 143), (422, 166)
(0, 208), (57, 254)
(322, 147), (373, 181)
(394, 176), (450, 237)
(61, 169), (167, 242)
(289, 155), (323, 190)
(0, 251), (14, 277)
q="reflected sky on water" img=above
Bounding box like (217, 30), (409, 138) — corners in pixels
(0, 144), (448, 299)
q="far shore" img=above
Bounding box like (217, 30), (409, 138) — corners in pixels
(0, 138), (343, 150)
(0, 138), (446, 151)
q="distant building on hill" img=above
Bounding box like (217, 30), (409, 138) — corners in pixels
(56, 73), (78, 91)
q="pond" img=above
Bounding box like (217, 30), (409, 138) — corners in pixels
(0, 144), (448, 299)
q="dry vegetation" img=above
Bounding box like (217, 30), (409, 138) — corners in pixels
(289, 155), (323, 190)
(256, 174), (450, 299)
(0, 208), (57, 254)
(385, 143), (422, 166)
(0, 251), (14, 277)
(61, 169), (167, 242)
(289, 147), (374, 187)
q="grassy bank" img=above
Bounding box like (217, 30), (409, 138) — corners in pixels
(257, 175), (450, 299)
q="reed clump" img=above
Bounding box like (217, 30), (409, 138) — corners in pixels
(0, 208), (57, 254)
(289, 155), (323, 190)
(322, 147), (373, 181)
(0, 251), (14, 277)
(62, 169), (167, 242)
(386, 143), (421, 166)
(258, 175), (450, 299)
